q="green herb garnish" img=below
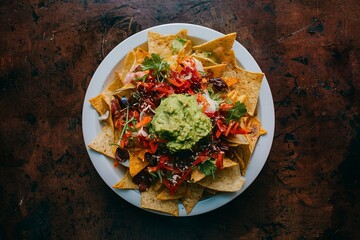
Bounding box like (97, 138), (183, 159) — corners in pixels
(135, 73), (149, 82)
(198, 159), (217, 179)
(141, 53), (170, 82)
(119, 107), (134, 140)
(207, 87), (222, 102)
(226, 101), (247, 122)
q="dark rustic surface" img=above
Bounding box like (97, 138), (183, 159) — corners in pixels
(1, 0), (359, 239)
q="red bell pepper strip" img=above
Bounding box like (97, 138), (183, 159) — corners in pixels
(219, 103), (234, 111)
(192, 155), (209, 166)
(215, 151), (224, 169)
(135, 116), (152, 129)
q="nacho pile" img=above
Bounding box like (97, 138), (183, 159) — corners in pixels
(88, 29), (266, 216)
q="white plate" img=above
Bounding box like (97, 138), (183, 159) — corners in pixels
(82, 23), (275, 217)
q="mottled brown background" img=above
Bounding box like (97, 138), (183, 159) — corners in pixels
(1, 0), (359, 239)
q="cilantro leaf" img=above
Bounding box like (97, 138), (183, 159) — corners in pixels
(141, 53), (170, 82)
(226, 101), (247, 122)
(198, 159), (217, 178)
(135, 73), (149, 82)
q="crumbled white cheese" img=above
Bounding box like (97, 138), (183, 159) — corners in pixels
(98, 111), (109, 121)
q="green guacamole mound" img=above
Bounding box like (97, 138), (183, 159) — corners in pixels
(150, 94), (212, 152)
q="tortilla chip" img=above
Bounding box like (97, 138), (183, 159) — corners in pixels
(222, 77), (238, 87)
(114, 82), (136, 98)
(227, 89), (246, 104)
(135, 47), (149, 64)
(113, 170), (139, 189)
(223, 66), (264, 116)
(192, 54), (218, 67)
(106, 73), (123, 92)
(197, 164), (245, 192)
(177, 40), (193, 62)
(120, 50), (136, 82)
(203, 64), (227, 78)
(148, 29), (188, 60)
(152, 180), (163, 192)
(244, 117), (263, 152)
(260, 128), (267, 136)
(231, 148), (246, 175)
(236, 144), (252, 173)
(204, 188), (217, 195)
(129, 149), (149, 177)
(193, 32), (236, 52)
(191, 168), (206, 183)
(193, 33), (236, 64)
(222, 157), (239, 168)
(181, 183), (204, 214)
(89, 94), (108, 116)
(157, 185), (187, 200)
(191, 158), (237, 183)
(88, 125), (115, 159)
(226, 133), (249, 146)
(221, 49), (237, 66)
(141, 186), (179, 216)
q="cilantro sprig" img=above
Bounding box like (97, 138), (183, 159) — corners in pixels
(226, 101), (247, 123)
(198, 159), (217, 179)
(141, 53), (170, 82)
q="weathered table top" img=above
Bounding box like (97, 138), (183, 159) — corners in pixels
(1, 1), (359, 239)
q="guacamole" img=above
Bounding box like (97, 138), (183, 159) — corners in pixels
(150, 94), (212, 152)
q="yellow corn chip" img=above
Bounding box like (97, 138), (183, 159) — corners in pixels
(197, 164), (245, 192)
(120, 50), (136, 82)
(89, 94), (108, 116)
(88, 125), (115, 159)
(191, 168), (206, 183)
(181, 184), (204, 215)
(246, 117), (263, 151)
(178, 40), (193, 62)
(222, 77), (238, 87)
(157, 186), (187, 200)
(106, 73), (123, 91)
(223, 66), (264, 116)
(148, 29), (188, 60)
(193, 33), (236, 64)
(204, 188), (217, 195)
(222, 157), (238, 168)
(113, 170), (139, 189)
(135, 47), (149, 64)
(129, 149), (149, 177)
(203, 63), (227, 78)
(141, 186), (179, 216)
(192, 54), (218, 67)
(227, 89), (246, 104)
(236, 144), (252, 173)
